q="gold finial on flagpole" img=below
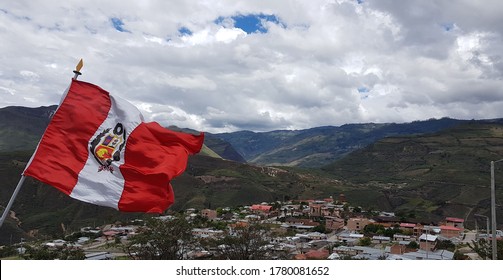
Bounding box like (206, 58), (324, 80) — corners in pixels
(73, 59), (84, 80)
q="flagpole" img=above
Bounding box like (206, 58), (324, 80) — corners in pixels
(0, 59), (84, 229)
(0, 177), (26, 227)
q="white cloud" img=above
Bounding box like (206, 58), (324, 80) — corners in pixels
(1, 0), (503, 132)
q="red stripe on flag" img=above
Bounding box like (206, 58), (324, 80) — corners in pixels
(118, 122), (204, 213)
(24, 80), (111, 195)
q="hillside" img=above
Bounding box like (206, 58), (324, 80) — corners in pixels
(323, 121), (503, 226)
(0, 105), (56, 152)
(0, 150), (349, 245)
(3, 105), (503, 244)
(214, 118), (466, 168)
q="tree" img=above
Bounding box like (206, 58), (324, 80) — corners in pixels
(209, 222), (271, 260)
(406, 240), (419, 250)
(469, 239), (503, 260)
(123, 216), (194, 260)
(313, 224), (326, 233)
(358, 237), (372, 246)
(0, 245), (18, 258)
(22, 244), (85, 260)
(436, 240), (455, 252)
(363, 224), (385, 235)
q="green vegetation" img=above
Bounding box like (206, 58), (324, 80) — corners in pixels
(323, 122), (503, 227)
(2, 105), (503, 244)
(469, 239), (503, 260)
(22, 244), (85, 260)
(123, 217), (193, 260)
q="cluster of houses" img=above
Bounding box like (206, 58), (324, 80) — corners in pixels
(41, 194), (489, 260)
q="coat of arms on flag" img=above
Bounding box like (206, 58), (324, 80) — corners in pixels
(90, 123), (126, 173)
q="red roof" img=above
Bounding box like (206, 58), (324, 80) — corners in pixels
(446, 217), (464, 223)
(303, 249), (329, 260)
(400, 223), (416, 228)
(440, 225), (461, 231)
(251, 205), (272, 211)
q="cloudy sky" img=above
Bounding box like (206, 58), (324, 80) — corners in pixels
(1, 0), (503, 133)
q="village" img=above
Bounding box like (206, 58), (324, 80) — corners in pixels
(14, 194), (498, 260)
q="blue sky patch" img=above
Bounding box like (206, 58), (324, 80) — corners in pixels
(111, 17), (128, 32)
(215, 13), (283, 34)
(358, 87), (369, 93)
(178, 26), (192, 36)
(441, 22), (455, 32)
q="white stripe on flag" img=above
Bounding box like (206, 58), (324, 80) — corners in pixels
(70, 94), (143, 209)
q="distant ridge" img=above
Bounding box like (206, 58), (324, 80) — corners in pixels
(0, 105), (56, 152)
(213, 118), (485, 167)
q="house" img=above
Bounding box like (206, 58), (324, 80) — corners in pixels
(295, 249), (330, 260)
(338, 246), (386, 260)
(347, 218), (371, 232)
(309, 203), (323, 217)
(306, 232), (327, 240)
(399, 222), (416, 233)
(102, 230), (120, 240)
(325, 217), (345, 231)
(414, 225), (441, 237)
(76, 237), (90, 244)
(336, 232), (364, 245)
(85, 251), (114, 260)
(372, 216), (401, 228)
(45, 239), (66, 247)
(185, 208), (196, 214)
(418, 233), (438, 251)
(389, 244), (406, 255)
(250, 204), (273, 214)
(201, 209), (217, 220)
(401, 249), (454, 260)
(192, 228), (224, 239)
(443, 217), (464, 231)
(282, 218), (320, 230)
(245, 214), (261, 221)
(393, 234), (413, 242)
(372, 235), (391, 244)
(309, 202), (337, 218)
(333, 246), (359, 257)
(439, 225), (462, 238)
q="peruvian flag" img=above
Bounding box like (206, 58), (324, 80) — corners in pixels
(23, 79), (204, 213)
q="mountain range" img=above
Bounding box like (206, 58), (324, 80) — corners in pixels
(212, 118), (465, 168)
(1, 105), (503, 245)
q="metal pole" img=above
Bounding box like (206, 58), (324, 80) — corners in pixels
(486, 218), (490, 240)
(426, 228), (430, 259)
(0, 176), (26, 228)
(491, 161), (497, 260)
(475, 218), (479, 241)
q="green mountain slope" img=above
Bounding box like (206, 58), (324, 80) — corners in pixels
(323, 121), (503, 226)
(0, 105), (56, 152)
(0, 151), (347, 245)
(215, 118), (467, 168)
(202, 133), (246, 162)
